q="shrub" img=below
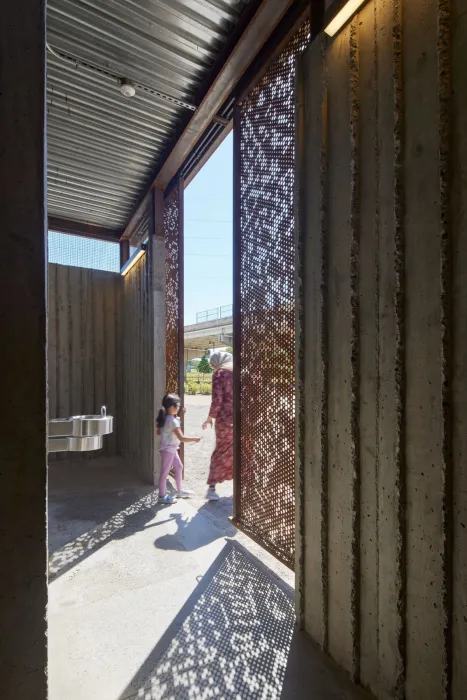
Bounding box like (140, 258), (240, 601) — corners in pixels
(198, 382), (212, 395)
(185, 381), (198, 395)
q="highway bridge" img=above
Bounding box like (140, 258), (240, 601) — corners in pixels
(184, 315), (233, 361)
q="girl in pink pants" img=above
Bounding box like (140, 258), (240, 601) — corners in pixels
(157, 393), (200, 505)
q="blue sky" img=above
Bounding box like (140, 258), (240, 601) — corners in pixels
(184, 132), (233, 325)
(49, 132), (233, 326)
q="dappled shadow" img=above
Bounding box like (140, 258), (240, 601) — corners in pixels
(118, 540), (357, 700)
(49, 486), (236, 580)
(153, 496), (236, 552)
(119, 541), (295, 700)
(197, 495), (236, 536)
(153, 509), (228, 552)
(49, 490), (165, 581)
(48, 488), (155, 554)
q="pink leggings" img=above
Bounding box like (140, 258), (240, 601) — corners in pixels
(159, 450), (183, 496)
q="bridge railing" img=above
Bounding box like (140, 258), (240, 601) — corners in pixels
(196, 304), (232, 324)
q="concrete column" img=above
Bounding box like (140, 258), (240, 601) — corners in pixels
(0, 1), (47, 698)
(152, 187), (166, 485)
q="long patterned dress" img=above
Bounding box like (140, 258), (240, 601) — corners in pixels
(207, 369), (233, 486)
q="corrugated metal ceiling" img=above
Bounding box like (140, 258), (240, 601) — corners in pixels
(46, 0), (248, 230)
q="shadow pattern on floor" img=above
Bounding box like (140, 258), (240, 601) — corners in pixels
(119, 541), (294, 700)
(118, 541), (360, 700)
(49, 491), (161, 580)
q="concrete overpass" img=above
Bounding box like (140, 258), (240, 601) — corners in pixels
(184, 316), (233, 361)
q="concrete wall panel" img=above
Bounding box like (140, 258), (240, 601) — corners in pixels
(297, 0), (467, 698)
(48, 264), (123, 459)
(299, 37), (329, 648)
(357, 2), (379, 692)
(403, 0), (445, 697)
(452, 0), (467, 695)
(122, 249), (156, 484)
(326, 24), (356, 676)
(375, 2), (405, 697)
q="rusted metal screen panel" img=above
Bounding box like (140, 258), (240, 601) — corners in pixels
(164, 180), (184, 402)
(235, 22), (310, 570)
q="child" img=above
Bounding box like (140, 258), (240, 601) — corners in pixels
(156, 395), (186, 436)
(157, 393), (200, 505)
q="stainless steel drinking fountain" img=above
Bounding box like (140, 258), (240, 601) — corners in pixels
(48, 406), (113, 453)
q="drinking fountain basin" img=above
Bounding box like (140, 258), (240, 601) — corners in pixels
(48, 406), (113, 453)
(48, 435), (104, 453)
(49, 414), (113, 438)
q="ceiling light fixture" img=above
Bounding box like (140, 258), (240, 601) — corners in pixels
(47, 44), (196, 111)
(324, 0), (369, 37)
(120, 78), (136, 98)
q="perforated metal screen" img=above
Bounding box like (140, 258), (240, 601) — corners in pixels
(235, 22), (310, 570)
(164, 181), (184, 399)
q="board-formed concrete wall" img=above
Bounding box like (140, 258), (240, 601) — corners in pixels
(48, 264), (123, 460)
(296, 1), (467, 698)
(121, 190), (166, 485)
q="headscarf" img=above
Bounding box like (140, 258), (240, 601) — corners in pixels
(210, 351), (233, 372)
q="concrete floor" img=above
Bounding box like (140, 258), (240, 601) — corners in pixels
(48, 398), (368, 700)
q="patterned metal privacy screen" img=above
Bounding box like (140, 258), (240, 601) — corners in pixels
(235, 22), (310, 569)
(164, 181), (184, 399)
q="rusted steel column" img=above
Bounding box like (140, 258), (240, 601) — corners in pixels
(120, 239), (130, 269)
(0, 1), (47, 698)
(163, 180), (184, 465)
(232, 103), (242, 525)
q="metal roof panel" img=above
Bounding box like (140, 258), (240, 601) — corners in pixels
(47, 0), (248, 229)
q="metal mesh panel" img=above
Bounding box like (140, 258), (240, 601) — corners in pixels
(237, 22), (310, 570)
(48, 231), (120, 272)
(164, 184), (182, 397)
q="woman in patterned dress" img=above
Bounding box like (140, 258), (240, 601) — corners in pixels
(202, 351), (233, 501)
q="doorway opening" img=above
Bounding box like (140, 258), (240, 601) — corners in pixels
(179, 131), (235, 531)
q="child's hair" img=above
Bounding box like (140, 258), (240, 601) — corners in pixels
(156, 393), (181, 429)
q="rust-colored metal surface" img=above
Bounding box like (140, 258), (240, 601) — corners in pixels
(164, 181), (184, 400)
(234, 21), (310, 570)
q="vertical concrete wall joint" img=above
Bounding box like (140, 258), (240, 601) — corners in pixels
(349, 17), (362, 684)
(319, 35), (330, 652)
(438, 0), (453, 696)
(373, 0), (381, 676)
(392, 1), (407, 696)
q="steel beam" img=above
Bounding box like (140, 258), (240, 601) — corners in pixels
(48, 216), (122, 241)
(122, 0), (294, 240)
(155, 0), (294, 188)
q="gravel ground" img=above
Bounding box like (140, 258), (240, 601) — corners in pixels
(177, 395), (234, 538)
(172, 395), (294, 588)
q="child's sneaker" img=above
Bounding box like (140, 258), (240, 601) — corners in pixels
(158, 494), (176, 505)
(177, 489), (194, 499)
(206, 486), (220, 501)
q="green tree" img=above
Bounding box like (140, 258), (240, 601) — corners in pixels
(226, 346), (233, 355)
(198, 354), (212, 374)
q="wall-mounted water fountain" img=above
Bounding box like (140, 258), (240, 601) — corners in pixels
(48, 406), (113, 453)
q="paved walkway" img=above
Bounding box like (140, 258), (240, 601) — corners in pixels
(48, 405), (367, 700)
